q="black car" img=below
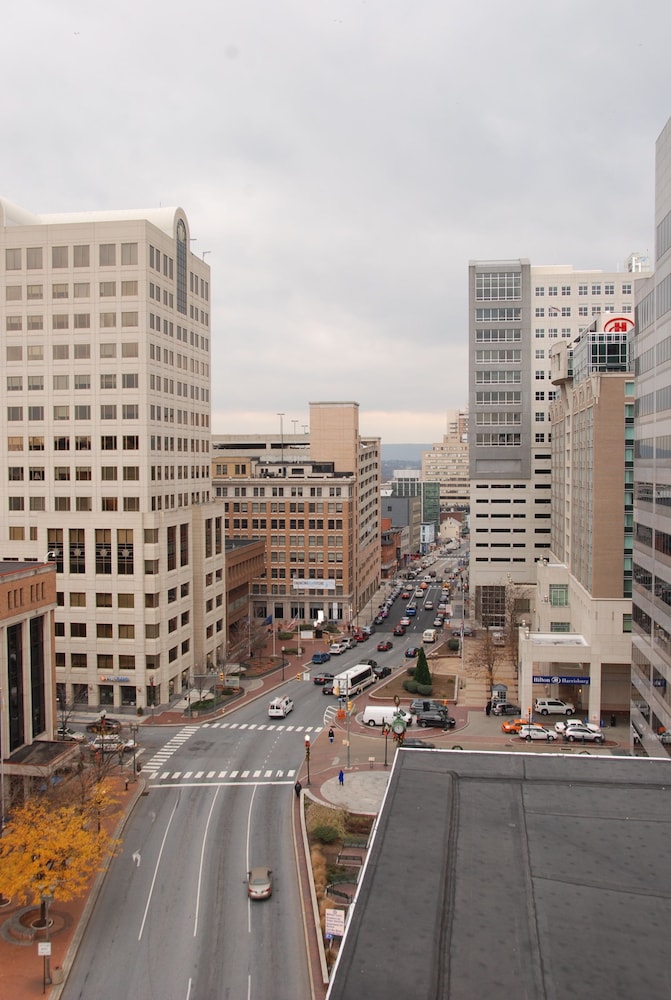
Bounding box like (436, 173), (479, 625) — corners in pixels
(491, 702), (522, 716)
(416, 709), (456, 729)
(313, 671), (334, 685)
(373, 664), (392, 679)
(85, 717), (121, 734)
(401, 737), (436, 749)
(322, 681), (334, 695)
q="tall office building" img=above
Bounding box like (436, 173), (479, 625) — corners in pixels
(0, 198), (225, 713)
(631, 115), (671, 753)
(421, 408), (469, 508)
(468, 257), (648, 629)
(212, 401), (381, 628)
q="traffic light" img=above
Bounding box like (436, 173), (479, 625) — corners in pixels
(219, 672), (224, 681)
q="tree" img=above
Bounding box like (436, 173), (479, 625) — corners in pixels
(481, 627), (501, 697)
(413, 648), (433, 692)
(0, 791), (120, 909)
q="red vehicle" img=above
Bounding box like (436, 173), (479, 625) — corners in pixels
(393, 624), (406, 636)
(376, 640), (393, 652)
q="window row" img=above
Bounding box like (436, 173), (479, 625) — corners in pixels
(8, 465), (140, 481)
(7, 373), (138, 391)
(7, 342), (139, 360)
(5, 243), (138, 270)
(9, 496), (141, 513)
(534, 282), (630, 296)
(7, 435), (139, 452)
(5, 311), (138, 330)
(5, 281), (139, 302)
(7, 405), (139, 421)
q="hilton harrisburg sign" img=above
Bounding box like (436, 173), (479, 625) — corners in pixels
(533, 675), (590, 685)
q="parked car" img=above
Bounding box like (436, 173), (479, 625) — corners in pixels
(393, 624), (406, 636)
(405, 647), (420, 658)
(401, 737), (436, 749)
(501, 718), (528, 734)
(85, 717), (121, 734)
(361, 625), (375, 636)
(433, 618), (444, 628)
(410, 698), (449, 716)
(57, 726), (85, 742)
(451, 626), (474, 638)
(89, 735), (123, 754)
(373, 616), (385, 626)
(491, 702), (522, 716)
(554, 719), (602, 735)
(247, 866), (273, 900)
(518, 724), (559, 742)
(416, 709), (456, 729)
(313, 671), (334, 686)
(329, 642), (346, 655)
(556, 722), (605, 743)
(342, 636), (357, 650)
(376, 640), (393, 652)
(534, 698), (575, 716)
(373, 664), (392, 679)
(312, 651), (331, 664)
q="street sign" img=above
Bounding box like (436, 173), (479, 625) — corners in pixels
(325, 908), (346, 937)
(38, 942), (51, 956)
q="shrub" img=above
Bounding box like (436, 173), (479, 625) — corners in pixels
(403, 678), (418, 693)
(306, 802), (346, 840)
(447, 638), (460, 651)
(416, 683), (433, 696)
(311, 825), (341, 844)
(406, 667), (415, 677)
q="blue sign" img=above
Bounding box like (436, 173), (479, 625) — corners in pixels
(533, 675), (590, 685)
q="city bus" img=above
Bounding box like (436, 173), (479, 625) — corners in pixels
(333, 663), (377, 698)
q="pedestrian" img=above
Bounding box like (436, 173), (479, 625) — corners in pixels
(485, 699), (492, 716)
(294, 780), (302, 798)
(328, 727), (334, 744)
(338, 769), (344, 786)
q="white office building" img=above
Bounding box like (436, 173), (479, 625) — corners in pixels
(0, 198), (225, 713)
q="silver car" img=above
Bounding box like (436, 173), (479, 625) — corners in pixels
(518, 724), (559, 742)
(556, 722), (605, 743)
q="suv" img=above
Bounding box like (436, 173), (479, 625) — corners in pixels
(491, 702), (522, 717)
(410, 698), (449, 716)
(416, 709), (456, 729)
(312, 651), (331, 664)
(534, 698), (575, 716)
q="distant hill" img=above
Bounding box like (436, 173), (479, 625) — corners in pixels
(382, 444), (429, 465)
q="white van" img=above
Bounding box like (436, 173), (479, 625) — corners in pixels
(362, 705), (413, 728)
(268, 696), (294, 718)
(422, 629), (437, 643)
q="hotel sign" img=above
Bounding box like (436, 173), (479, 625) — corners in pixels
(293, 579), (336, 591)
(533, 675), (590, 685)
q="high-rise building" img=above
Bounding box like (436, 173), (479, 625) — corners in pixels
(468, 257), (648, 629)
(631, 115), (671, 754)
(0, 198), (225, 713)
(212, 401), (381, 628)
(421, 408), (470, 508)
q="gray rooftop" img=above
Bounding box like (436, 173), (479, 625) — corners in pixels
(326, 749), (671, 1000)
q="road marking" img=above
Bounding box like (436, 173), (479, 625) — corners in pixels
(242, 770), (250, 778)
(264, 770), (273, 778)
(207, 770), (215, 778)
(230, 770), (238, 778)
(149, 768), (299, 785)
(218, 770), (227, 778)
(195, 771), (204, 778)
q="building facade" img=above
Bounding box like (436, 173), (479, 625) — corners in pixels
(468, 257), (647, 629)
(212, 401), (381, 628)
(0, 198), (225, 713)
(631, 115), (671, 755)
(421, 408), (470, 508)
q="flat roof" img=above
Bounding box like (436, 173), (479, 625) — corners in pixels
(326, 749), (671, 1000)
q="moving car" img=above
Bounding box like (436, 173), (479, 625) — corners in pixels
(376, 640), (393, 652)
(433, 618), (444, 628)
(424, 601), (434, 610)
(89, 735), (124, 754)
(57, 726), (85, 742)
(556, 722), (605, 743)
(416, 709), (456, 729)
(518, 724), (559, 742)
(322, 681), (334, 695)
(399, 617), (412, 627)
(85, 717), (121, 734)
(393, 624), (406, 636)
(401, 738), (436, 749)
(247, 866), (273, 900)
(312, 651), (331, 665)
(373, 664), (392, 679)
(405, 647), (420, 658)
(534, 698), (575, 716)
(313, 671), (334, 686)
(268, 697), (294, 718)
(491, 702), (522, 716)
(501, 717), (528, 734)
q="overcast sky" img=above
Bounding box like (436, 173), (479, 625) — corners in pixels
(3, 0), (670, 442)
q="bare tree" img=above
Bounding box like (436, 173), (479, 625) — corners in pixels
(504, 584), (532, 672)
(481, 628), (501, 697)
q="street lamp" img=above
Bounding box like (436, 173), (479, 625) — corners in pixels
(281, 647), (286, 681)
(304, 734), (311, 786)
(130, 722), (139, 782)
(39, 889), (54, 991)
(382, 723), (390, 767)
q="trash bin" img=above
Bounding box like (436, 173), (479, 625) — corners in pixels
(610, 713), (617, 727)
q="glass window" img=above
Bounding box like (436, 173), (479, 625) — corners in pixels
(99, 244), (116, 266)
(26, 284), (42, 300)
(53, 372), (69, 387)
(121, 243), (138, 265)
(26, 247), (43, 269)
(100, 281), (116, 297)
(99, 312), (116, 328)
(27, 345), (44, 360)
(74, 313), (90, 328)
(52, 246), (68, 268)
(73, 282), (90, 297)
(73, 245), (90, 267)
(5, 248), (22, 269)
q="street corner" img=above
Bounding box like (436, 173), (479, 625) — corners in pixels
(319, 770), (390, 814)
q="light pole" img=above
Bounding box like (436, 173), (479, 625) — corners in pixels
(382, 723), (390, 767)
(281, 647), (286, 681)
(39, 889), (54, 991)
(304, 734), (311, 786)
(130, 722), (139, 782)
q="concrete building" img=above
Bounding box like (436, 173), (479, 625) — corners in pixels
(631, 115), (671, 755)
(0, 198), (225, 713)
(468, 257), (648, 630)
(517, 315), (635, 724)
(421, 407), (470, 508)
(212, 401), (381, 628)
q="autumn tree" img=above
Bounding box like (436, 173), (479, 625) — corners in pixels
(0, 792), (120, 913)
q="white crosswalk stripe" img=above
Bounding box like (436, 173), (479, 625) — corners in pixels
(149, 766), (298, 785)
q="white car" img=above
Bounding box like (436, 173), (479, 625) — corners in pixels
(534, 698), (575, 716)
(554, 719), (602, 736)
(329, 643), (346, 655)
(400, 616), (411, 627)
(57, 726), (85, 742)
(556, 723), (605, 743)
(518, 724), (559, 742)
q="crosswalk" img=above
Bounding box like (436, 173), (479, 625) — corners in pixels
(142, 722), (322, 784)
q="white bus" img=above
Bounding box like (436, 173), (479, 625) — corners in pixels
(333, 663), (377, 698)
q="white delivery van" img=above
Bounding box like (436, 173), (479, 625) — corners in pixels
(362, 705), (413, 728)
(422, 629), (437, 643)
(268, 696), (294, 718)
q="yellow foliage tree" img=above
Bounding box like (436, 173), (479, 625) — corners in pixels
(0, 788), (120, 906)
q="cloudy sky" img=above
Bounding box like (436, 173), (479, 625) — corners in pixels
(3, 0), (670, 442)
